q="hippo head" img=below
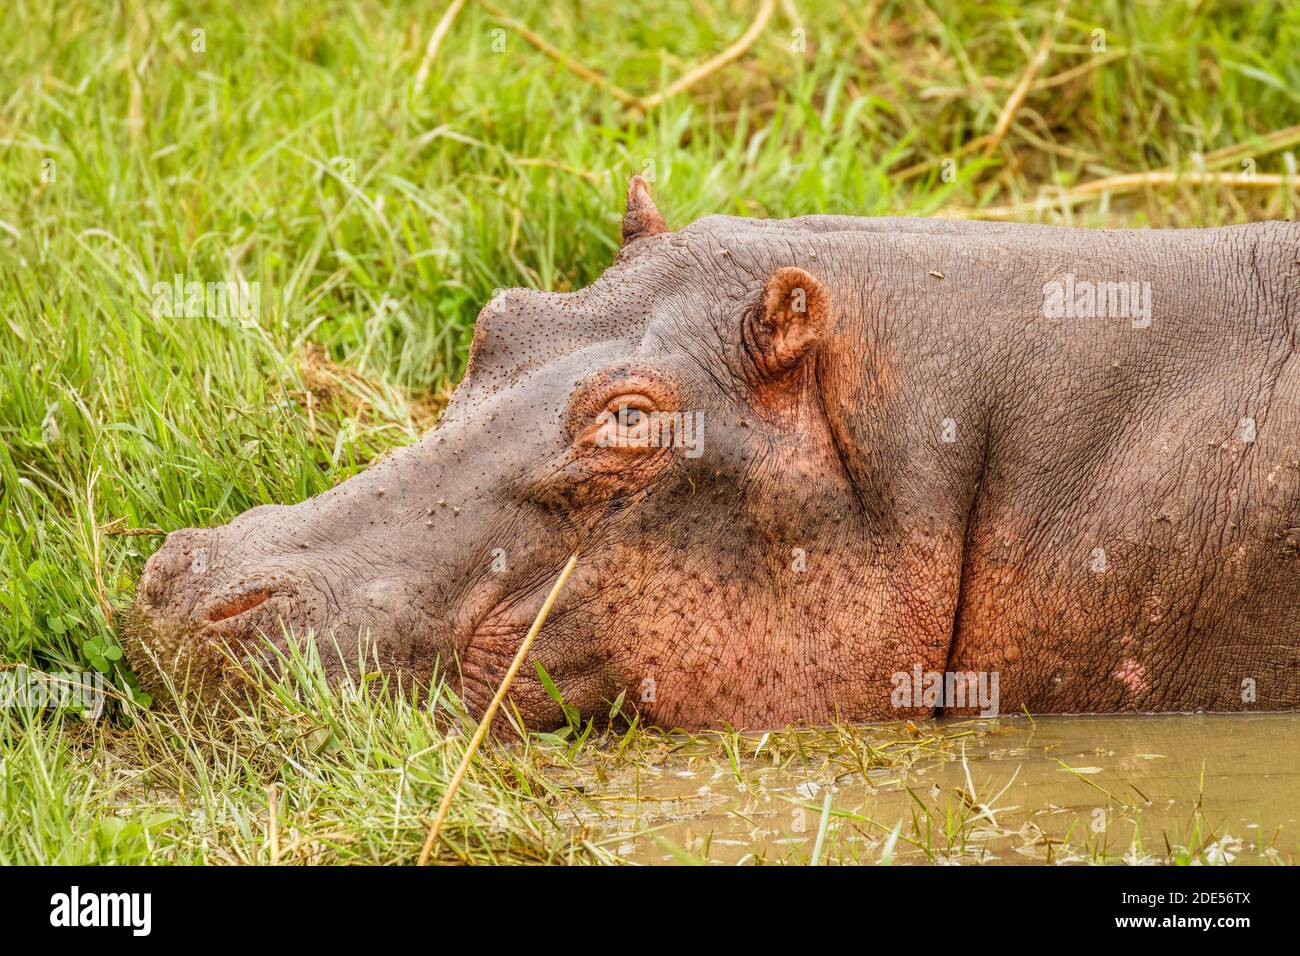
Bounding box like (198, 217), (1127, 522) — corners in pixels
(128, 178), (922, 729)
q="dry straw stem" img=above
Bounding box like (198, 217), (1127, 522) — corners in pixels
(413, 0), (469, 96)
(476, 0), (642, 108)
(943, 170), (1298, 221)
(900, 75), (1300, 187)
(1197, 124), (1300, 171)
(83, 469), (114, 629)
(982, 0), (1072, 160)
(637, 0), (777, 111)
(100, 517), (167, 536)
(896, 50), (1127, 182)
(476, 0), (776, 112)
(894, 134), (994, 181)
(1028, 48), (1126, 91)
(267, 783), (281, 865)
(417, 552), (581, 865)
(510, 157), (606, 182)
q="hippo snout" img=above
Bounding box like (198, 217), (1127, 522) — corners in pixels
(128, 525), (322, 698)
(140, 529), (300, 622)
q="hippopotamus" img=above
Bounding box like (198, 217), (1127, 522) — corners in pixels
(128, 177), (1300, 728)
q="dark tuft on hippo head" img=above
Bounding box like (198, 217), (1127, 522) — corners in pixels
(129, 177), (898, 729)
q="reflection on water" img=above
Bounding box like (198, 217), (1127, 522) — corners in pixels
(557, 714), (1300, 865)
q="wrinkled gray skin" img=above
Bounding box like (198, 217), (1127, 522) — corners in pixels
(130, 182), (1300, 729)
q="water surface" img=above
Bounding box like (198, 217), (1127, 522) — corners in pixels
(558, 714), (1300, 864)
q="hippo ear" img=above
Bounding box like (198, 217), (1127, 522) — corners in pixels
(621, 175), (668, 244)
(745, 267), (831, 375)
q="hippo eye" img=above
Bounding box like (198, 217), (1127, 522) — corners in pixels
(582, 394), (658, 451)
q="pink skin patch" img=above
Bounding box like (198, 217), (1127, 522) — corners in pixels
(1113, 657), (1148, 696)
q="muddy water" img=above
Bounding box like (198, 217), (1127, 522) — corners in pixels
(571, 714), (1300, 864)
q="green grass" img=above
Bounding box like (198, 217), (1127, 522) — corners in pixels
(0, 648), (627, 864)
(1, 0), (1297, 864)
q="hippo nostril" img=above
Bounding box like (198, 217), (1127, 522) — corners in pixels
(207, 589), (272, 623)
